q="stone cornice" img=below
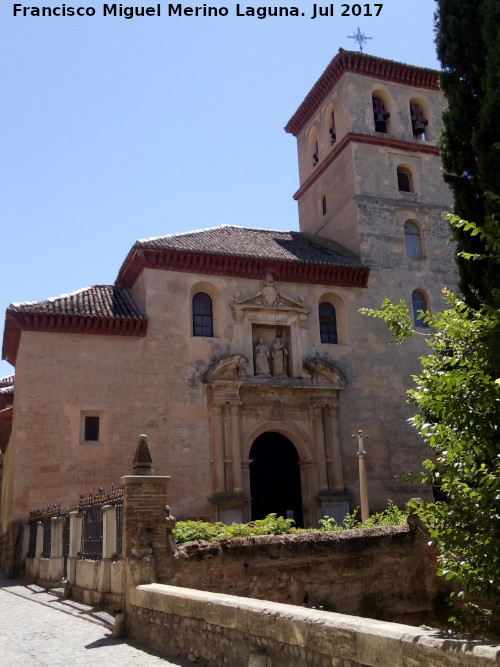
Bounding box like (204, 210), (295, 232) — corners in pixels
(285, 50), (439, 137)
(293, 133), (440, 201)
(117, 248), (369, 291)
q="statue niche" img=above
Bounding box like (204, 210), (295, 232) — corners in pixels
(254, 335), (289, 378)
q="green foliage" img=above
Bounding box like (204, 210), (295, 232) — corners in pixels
(175, 503), (408, 544)
(318, 509), (360, 531)
(363, 501), (408, 527)
(363, 289), (500, 635)
(360, 299), (415, 344)
(173, 513), (297, 544)
(318, 501), (408, 532)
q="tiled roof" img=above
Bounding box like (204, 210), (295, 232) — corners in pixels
(8, 285), (147, 320)
(3, 286), (148, 366)
(0, 375), (14, 389)
(133, 225), (362, 268)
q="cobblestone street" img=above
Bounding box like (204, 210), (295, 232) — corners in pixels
(0, 574), (189, 666)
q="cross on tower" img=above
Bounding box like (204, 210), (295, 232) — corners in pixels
(347, 27), (373, 53)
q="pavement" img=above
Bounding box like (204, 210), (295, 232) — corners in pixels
(0, 571), (191, 666)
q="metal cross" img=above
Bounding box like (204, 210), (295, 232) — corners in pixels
(347, 27), (373, 53)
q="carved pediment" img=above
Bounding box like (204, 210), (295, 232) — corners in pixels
(304, 357), (347, 388)
(202, 355), (248, 382)
(232, 275), (308, 314)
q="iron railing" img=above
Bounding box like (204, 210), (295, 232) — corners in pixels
(79, 486), (123, 560)
(28, 485), (123, 562)
(28, 504), (63, 558)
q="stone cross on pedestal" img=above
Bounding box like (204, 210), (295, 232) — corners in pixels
(352, 430), (369, 523)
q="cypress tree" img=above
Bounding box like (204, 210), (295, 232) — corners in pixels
(436, 0), (500, 307)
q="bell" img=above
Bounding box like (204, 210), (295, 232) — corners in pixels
(374, 113), (387, 133)
(413, 120), (425, 135)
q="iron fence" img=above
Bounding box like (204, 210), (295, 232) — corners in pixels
(79, 486), (123, 560)
(41, 517), (52, 558)
(116, 502), (123, 557)
(28, 486), (123, 563)
(63, 513), (70, 578)
(28, 505), (63, 559)
(27, 521), (37, 558)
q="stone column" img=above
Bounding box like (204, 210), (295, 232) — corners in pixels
(222, 402), (232, 492)
(30, 521), (43, 579)
(66, 510), (83, 585)
(311, 402), (329, 493)
(324, 401), (344, 492)
(211, 402), (225, 496)
(49, 516), (65, 582)
(358, 452), (369, 523)
(102, 505), (117, 559)
(229, 401), (242, 495)
(98, 504), (117, 594)
(35, 521), (44, 558)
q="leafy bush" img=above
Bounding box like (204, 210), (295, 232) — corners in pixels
(318, 501), (407, 532)
(173, 513), (297, 544)
(364, 500), (408, 527)
(174, 502), (408, 544)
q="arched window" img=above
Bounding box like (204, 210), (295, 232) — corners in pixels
(397, 167), (412, 193)
(410, 103), (428, 140)
(404, 221), (423, 259)
(308, 127), (319, 167)
(372, 96), (390, 133)
(192, 292), (213, 337)
(329, 109), (336, 145)
(319, 302), (338, 343)
(412, 290), (429, 328)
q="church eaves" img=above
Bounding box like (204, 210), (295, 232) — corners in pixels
(116, 225), (369, 289)
(2, 285), (148, 366)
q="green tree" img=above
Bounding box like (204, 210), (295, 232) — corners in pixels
(436, 0), (500, 307)
(362, 288), (500, 634)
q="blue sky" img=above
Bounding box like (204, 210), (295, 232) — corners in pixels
(1, 0), (440, 377)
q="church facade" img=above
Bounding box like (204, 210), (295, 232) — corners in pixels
(0, 50), (457, 573)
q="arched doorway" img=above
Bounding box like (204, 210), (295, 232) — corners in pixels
(249, 432), (304, 527)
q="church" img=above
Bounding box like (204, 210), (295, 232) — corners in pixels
(0, 49), (457, 574)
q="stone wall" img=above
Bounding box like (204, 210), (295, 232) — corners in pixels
(127, 584), (500, 667)
(165, 520), (445, 626)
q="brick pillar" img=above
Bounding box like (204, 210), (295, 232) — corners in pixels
(121, 474), (171, 588)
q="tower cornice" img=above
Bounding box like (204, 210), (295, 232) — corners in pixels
(285, 50), (439, 137)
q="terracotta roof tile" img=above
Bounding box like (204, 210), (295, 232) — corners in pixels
(0, 375), (14, 389)
(8, 285), (147, 320)
(134, 225), (362, 268)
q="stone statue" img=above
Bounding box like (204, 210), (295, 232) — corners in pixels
(254, 337), (271, 376)
(272, 338), (288, 377)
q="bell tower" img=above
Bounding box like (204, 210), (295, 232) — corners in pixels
(285, 49), (456, 304)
